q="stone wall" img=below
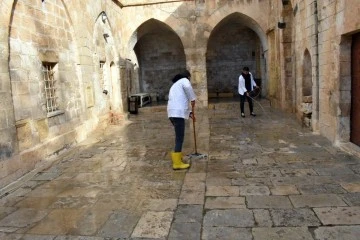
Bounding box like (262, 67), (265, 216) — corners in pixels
(0, 0), (130, 188)
(315, 0), (358, 143)
(9, 0), (80, 151)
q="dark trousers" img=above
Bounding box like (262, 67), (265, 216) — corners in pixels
(169, 117), (185, 152)
(240, 94), (254, 114)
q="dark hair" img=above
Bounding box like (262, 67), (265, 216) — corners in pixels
(181, 70), (191, 78)
(172, 73), (184, 83)
(171, 70), (191, 83)
(243, 67), (249, 71)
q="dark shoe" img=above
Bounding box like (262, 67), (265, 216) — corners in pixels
(241, 113), (245, 118)
(250, 112), (256, 117)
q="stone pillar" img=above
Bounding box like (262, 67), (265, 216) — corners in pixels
(184, 47), (208, 108)
(311, 0), (320, 133)
(119, 60), (128, 113)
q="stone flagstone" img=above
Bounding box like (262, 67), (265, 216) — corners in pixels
(202, 227), (252, 240)
(203, 209), (255, 227)
(0, 101), (360, 239)
(314, 207), (360, 225)
(271, 208), (321, 227)
(252, 227), (314, 240)
(205, 196), (246, 209)
(289, 194), (347, 208)
(131, 211), (174, 239)
(314, 226), (360, 240)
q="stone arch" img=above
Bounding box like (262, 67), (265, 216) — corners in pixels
(206, 12), (266, 99)
(130, 18), (186, 101)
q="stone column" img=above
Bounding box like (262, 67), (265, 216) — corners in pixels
(184, 47), (208, 108)
(119, 60), (128, 113)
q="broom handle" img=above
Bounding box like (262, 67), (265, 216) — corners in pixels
(192, 114), (198, 154)
(191, 102), (198, 154)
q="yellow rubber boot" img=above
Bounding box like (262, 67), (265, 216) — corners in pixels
(171, 152), (190, 170)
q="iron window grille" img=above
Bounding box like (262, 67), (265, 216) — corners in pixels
(43, 63), (59, 113)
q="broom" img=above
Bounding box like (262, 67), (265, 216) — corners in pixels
(187, 106), (207, 159)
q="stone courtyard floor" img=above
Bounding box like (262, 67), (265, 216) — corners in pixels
(0, 99), (360, 240)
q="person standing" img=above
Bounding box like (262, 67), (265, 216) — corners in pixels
(238, 66), (257, 117)
(167, 70), (196, 170)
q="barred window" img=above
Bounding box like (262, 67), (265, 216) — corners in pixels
(99, 61), (105, 87)
(42, 63), (59, 113)
(100, 61), (105, 69)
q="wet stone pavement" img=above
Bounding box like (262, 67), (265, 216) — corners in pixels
(1, 99), (360, 240)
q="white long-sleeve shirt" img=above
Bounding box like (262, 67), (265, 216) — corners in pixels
(167, 78), (196, 119)
(238, 72), (257, 95)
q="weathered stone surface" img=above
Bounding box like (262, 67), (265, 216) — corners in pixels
(131, 211), (174, 239)
(173, 204), (203, 223)
(232, 177), (272, 186)
(184, 173), (206, 182)
(142, 199), (178, 211)
(202, 227), (252, 240)
(271, 209), (321, 227)
(178, 189), (205, 205)
(247, 196), (293, 209)
(314, 226), (360, 240)
(314, 207), (360, 225)
(0, 208), (48, 228)
(168, 222), (201, 240)
(252, 227), (314, 240)
(314, 166), (355, 175)
(341, 183), (360, 192)
(239, 185), (270, 196)
(205, 196), (246, 209)
(297, 184), (347, 194)
(206, 186), (239, 196)
(203, 209), (255, 227)
(342, 193), (360, 206)
(290, 194), (347, 208)
(270, 185), (299, 195)
(253, 209), (273, 227)
(97, 210), (140, 238)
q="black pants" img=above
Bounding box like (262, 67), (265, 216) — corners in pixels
(240, 94), (253, 114)
(169, 117), (185, 152)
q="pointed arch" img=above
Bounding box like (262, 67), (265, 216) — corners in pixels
(206, 12), (267, 99)
(129, 18), (186, 100)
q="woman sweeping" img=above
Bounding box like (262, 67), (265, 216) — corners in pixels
(167, 70), (196, 170)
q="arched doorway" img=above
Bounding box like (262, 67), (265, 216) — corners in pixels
(206, 13), (265, 101)
(351, 32), (360, 146)
(133, 19), (186, 101)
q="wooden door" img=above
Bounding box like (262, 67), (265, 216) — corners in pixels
(351, 33), (360, 146)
